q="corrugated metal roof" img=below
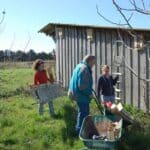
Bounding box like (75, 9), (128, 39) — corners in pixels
(39, 22), (150, 36)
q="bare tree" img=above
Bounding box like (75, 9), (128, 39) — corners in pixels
(96, 0), (150, 83)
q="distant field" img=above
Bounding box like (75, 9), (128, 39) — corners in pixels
(0, 68), (150, 150)
(0, 60), (55, 69)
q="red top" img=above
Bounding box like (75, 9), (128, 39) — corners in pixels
(34, 70), (49, 85)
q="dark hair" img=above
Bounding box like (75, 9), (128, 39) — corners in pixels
(33, 59), (44, 71)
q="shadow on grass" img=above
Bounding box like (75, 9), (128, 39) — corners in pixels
(61, 104), (77, 146)
(3, 138), (18, 146)
(52, 112), (63, 119)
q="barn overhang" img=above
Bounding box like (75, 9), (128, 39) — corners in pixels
(39, 22), (150, 42)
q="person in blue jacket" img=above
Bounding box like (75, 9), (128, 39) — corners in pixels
(68, 55), (96, 134)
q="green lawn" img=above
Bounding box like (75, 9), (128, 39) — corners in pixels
(0, 68), (150, 150)
(0, 68), (33, 98)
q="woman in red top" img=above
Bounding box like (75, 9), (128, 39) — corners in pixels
(33, 59), (55, 116)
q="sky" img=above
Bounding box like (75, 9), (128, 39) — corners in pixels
(0, 0), (150, 53)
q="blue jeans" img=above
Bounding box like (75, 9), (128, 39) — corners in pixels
(103, 95), (115, 115)
(103, 95), (115, 103)
(39, 101), (55, 116)
(76, 102), (89, 135)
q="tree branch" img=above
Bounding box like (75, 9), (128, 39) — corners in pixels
(0, 10), (6, 25)
(129, 0), (150, 15)
(96, 4), (128, 26)
(23, 32), (31, 52)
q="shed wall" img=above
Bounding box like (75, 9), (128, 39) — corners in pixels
(55, 26), (150, 112)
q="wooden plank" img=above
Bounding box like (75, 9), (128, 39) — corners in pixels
(139, 50), (147, 111)
(78, 29), (82, 62)
(132, 34), (140, 108)
(111, 31), (119, 100)
(62, 30), (66, 87)
(145, 47), (150, 113)
(74, 28), (78, 66)
(68, 27), (72, 84)
(130, 37), (133, 106)
(110, 32), (113, 74)
(59, 33), (63, 84)
(76, 30), (80, 64)
(94, 31), (97, 90)
(87, 38), (91, 54)
(71, 28), (75, 72)
(111, 31), (118, 72)
(99, 30), (102, 71)
(101, 30), (106, 66)
(147, 47), (150, 113)
(122, 33), (126, 103)
(149, 57), (150, 113)
(132, 48), (139, 108)
(124, 34), (132, 105)
(137, 48), (141, 108)
(96, 31), (101, 81)
(81, 30), (84, 60)
(82, 29), (87, 57)
(91, 30), (96, 90)
(105, 31), (112, 70)
(65, 28), (69, 87)
(55, 28), (60, 82)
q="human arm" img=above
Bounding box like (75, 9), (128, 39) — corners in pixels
(49, 73), (55, 83)
(112, 75), (119, 85)
(46, 69), (55, 83)
(78, 67), (92, 97)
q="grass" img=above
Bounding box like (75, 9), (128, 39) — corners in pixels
(0, 68), (150, 150)
(0, 68), (84, 150)
(0, 95), (84, 150)
(0, 68), (33, 98)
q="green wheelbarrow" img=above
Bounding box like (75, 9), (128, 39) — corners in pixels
(79, 91), (123, 150)
(79, 115), (123, 150)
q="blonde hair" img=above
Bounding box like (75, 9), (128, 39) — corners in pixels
(102, 65), (110, 71)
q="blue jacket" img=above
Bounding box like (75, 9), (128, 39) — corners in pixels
(69, 62), (93, 104)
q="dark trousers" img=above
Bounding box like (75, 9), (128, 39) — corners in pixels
(76, 102), (89, 135)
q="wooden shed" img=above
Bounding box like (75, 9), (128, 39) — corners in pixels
(39, 23), (150, 112)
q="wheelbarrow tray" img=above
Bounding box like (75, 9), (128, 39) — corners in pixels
(79, 115), (123, 149)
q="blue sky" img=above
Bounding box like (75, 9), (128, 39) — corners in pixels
(0, 0), (150, 53)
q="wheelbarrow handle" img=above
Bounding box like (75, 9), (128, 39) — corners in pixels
(92, 89), (104, 115)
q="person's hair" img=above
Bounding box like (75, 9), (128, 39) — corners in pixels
(102, 65), (110, 71)
(33, 59), (44, 71)
(83, 54), (96, 64)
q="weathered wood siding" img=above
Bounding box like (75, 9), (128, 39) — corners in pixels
(55, 26), (150, 112)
